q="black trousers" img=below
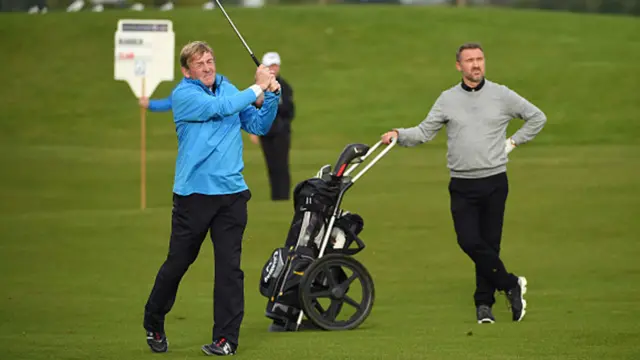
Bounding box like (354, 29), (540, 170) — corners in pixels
(449, 172), (518, 307)
(259, 132), (291, 201)
(144, 190), (251, 346)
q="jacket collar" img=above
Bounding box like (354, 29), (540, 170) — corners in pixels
(183, 74), (225, 93)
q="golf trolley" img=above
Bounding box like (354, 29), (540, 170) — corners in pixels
(259, 138), (397, 332)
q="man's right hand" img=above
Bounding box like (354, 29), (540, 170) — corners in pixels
(381, 130), (398, 145)
(139, 97), (150, 109)
(255, 65), (273, 91)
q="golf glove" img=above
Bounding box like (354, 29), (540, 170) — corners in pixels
(505, 138), (516, 155)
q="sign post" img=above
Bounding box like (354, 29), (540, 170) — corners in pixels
(114, 19), (175, 210)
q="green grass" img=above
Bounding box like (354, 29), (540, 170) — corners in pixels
(1, 5), (639, 360)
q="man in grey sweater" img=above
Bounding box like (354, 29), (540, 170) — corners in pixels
(381, 43), (546, 323)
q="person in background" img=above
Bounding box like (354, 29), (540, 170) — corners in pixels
(249, 52), (296, 201)
(139, 95), (171, 112)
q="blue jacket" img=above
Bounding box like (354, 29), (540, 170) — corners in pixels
(162, 74), (279, 196)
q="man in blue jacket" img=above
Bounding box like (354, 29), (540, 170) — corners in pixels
(142, 40), (280, 357)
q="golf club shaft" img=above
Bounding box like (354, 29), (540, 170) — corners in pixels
(214, 0), (261, 67)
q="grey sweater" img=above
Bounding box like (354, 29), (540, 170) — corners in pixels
(396, 79), (547, 179)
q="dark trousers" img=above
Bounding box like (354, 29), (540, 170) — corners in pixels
(144, 190), (251, 346)
(259, 132), (291, 201)
(448, 172), (518, 307)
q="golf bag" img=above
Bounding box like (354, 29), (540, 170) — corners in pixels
(259, 177), (365, 331)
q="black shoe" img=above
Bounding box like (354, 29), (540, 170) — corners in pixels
(146, 331), (168, 353)
(506, 276), (528, 322)
(202, 338), (237, 356)
(476, 305), (495, 324)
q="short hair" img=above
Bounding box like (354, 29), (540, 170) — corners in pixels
(456, 42), (484, 62)
(180, 41), (214, 69)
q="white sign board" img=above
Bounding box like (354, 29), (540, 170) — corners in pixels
(114, 19), (175, 98)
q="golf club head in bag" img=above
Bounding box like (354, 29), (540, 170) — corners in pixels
(333, 143), (370, 177)
(315, 164), (332, 181)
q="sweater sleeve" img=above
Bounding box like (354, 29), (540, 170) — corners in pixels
(503, 86), (547, 145)
(395, 93), (447, 147)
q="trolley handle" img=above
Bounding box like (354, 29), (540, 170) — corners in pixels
(343, 137), (397, 183)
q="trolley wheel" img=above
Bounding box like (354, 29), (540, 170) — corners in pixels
(298, 254), (375, 331)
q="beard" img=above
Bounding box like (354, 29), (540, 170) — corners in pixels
(465, 70), (484, 83)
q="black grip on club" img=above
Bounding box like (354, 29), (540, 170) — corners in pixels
(213, 0), (280, 95)
(251, 54), (260, 67)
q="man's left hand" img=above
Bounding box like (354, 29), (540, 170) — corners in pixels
(505, 138), (517, 154)
(268, 78), (281, 93)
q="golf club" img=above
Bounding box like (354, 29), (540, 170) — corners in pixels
(214, 0), (281, 95)
(213, 0), (261, 67)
